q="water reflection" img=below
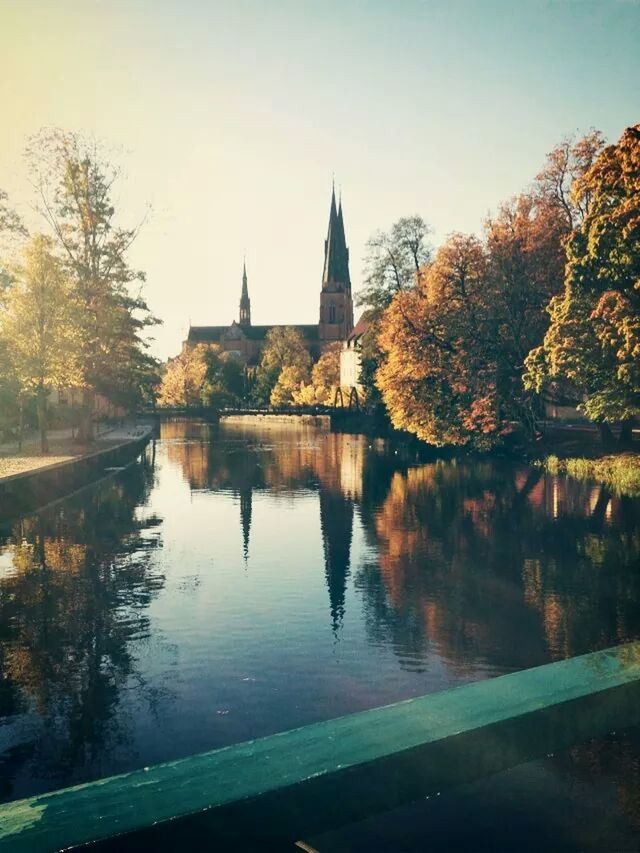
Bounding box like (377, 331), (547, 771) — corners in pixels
(164, 420), (640, 673)
(0, 456), (164, 798)
(0, 418), (639, 835)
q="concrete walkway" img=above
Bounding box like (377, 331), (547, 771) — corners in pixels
(0, 422), (150, 482)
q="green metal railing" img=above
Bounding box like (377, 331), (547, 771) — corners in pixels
(2, 642), (640, 852)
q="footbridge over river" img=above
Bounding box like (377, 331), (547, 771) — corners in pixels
(145, 404), (367, 427)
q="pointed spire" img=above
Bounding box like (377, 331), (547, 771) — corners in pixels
(322, 183), (351, 288)
(319, 486), (353, 636)
(239, 258), (251, 326)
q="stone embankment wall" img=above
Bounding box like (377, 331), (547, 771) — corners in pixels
(0, 432), (151, 519)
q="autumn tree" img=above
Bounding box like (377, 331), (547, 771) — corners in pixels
(26, 129), (158, 439)
(377, 233), (501, 448)
(293, 344), (340, 405)
(1, 235), (81, 451)
(525, 124), (640, 441)
(270, 364), (309, 406)
(157, 345), (208, 407)
(251, 327), (311, 405)
(484, 193), (567, 430)
(0, 189), (27, 437)
(354, 216), (433, 409)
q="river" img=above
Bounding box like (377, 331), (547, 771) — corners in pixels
(1, 418), (640, 850)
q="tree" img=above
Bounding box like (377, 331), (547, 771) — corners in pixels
(156, 345), (208, 407)
(201, 348), (245, 407)
(270, 364), (309, 406)
(254, 327), (311, 405)
(293, 345), (340, 405)
(0, 188), (27, 298)
(26, 129), (158, 439)
(1, 235), (81, 451)
(534, 130), (606, 231)
(357, 216), (432, 312)
(260, 327), (311, 374)
(485, 193), (567, 431)
(0, 189), (28, 439)
(377, 233), (501, 448)
(525, 124), (640, 439)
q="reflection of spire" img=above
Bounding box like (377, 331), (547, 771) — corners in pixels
(319, 486), (354, 634)
(240, 486), (252, 564)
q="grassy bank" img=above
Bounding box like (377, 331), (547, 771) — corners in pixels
(543, 453), (640, 496)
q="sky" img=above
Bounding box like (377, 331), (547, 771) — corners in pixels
(1, 0), (638, 359)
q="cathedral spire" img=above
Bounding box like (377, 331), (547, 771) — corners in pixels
(322, 184), (351, 288)
(239, 259), (251, 326)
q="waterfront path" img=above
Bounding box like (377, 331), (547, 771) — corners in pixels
(0, 422), (151, 482)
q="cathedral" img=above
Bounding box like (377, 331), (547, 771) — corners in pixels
(186, 186), (354, 362)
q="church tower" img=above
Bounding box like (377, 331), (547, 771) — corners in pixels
(239, 260), (251, 326)
(319, 186), (354, 343)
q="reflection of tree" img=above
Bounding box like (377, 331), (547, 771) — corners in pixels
(162, 419), (640, 677)
(356, 461), (640, 674)
(163, 421), (394, 629)
(0, 461), (164, 799)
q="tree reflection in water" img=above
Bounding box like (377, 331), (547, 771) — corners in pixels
(1, 420), (640, 839)
(0, 454), (164, 799)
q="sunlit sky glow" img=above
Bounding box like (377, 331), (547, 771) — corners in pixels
(1, 0), (638, 358)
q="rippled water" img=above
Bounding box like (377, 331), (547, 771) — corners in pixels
(1, 419), (640, 847)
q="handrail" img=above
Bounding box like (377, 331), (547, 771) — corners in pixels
(1, 642), (640, 851)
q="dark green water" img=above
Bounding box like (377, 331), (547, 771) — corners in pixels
(1, 419), (640, 849)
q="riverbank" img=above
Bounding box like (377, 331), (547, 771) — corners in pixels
(542, 453), (640, 497)
(0, 422), (153, 520)
(0, 423), (150, 482)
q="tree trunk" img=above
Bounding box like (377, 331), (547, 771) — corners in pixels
(37, 386), (49, 454)
(18, 398), (24, 452)
(619, 419), (635, 447)
(76, 388), (95, 443)
(599, 422), (614, 447)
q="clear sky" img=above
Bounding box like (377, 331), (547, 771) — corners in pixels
(1, 0), (638, 359)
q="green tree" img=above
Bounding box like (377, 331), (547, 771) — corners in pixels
(525, 124), (640, 441)
(357, 216), (432, 313)
(253, 327), (311, 405)
(201, 348), (245, 407)
(26, 129), (158, 439)
(1, 235), (81, 451)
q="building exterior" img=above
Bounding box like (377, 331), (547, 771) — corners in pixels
(340, 315), (369, 398)
(185, 187), (354, 364)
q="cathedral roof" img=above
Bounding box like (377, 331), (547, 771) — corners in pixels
(187, 324), (319, 344)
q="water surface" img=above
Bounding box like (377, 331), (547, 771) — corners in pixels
(1, 419), (639, 847)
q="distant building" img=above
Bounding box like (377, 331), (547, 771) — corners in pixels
(340, 315), (369, 398)
(185, 186), (354, 364)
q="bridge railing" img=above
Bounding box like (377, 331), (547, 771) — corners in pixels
(2, 642), (640, 851)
